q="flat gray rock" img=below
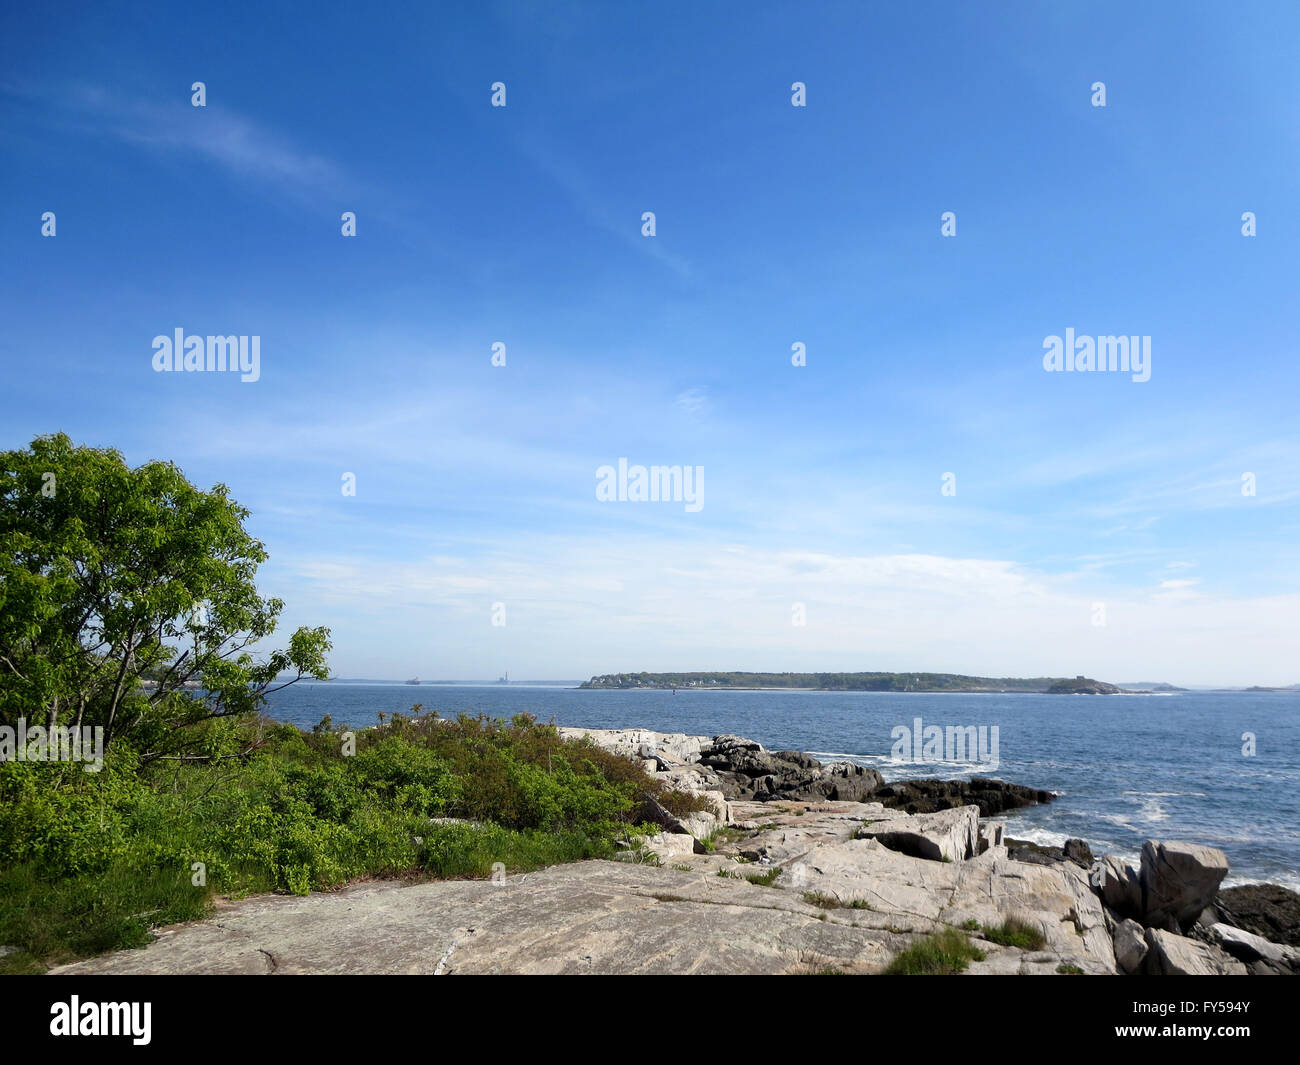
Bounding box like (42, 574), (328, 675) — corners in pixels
(856, 804), (980, 862)
(49, 800), (1114, 976)
(1144, 927), (1247, 976)
(1208, 922), (1291, 965)
(50, 861), (900, 975)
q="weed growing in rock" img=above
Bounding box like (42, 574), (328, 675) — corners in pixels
(982, 917), (1047, 950)
(800, 891), (871, 910)
(884, 928), (987, 974)
(744, 867), (781, 887)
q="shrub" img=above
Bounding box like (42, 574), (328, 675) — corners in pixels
(0, 713), (683, 970)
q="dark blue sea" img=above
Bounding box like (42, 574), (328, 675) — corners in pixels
(261, 683), (1300, 890)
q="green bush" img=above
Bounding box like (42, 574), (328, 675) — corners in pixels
(0, 712), (691, 972)
(0, 759), (141, 878)
(349, 738), (460, 816)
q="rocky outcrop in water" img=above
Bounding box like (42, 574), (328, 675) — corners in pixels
(872, 778), (1056, 817)
(1046, 678), (1122, 694)
(557, 727), (1051, 813)
(1214, 884), (1300, 947)
(698, 734), (883, 802)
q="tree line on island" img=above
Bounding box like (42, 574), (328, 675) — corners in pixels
(580, 672), (1124, 694)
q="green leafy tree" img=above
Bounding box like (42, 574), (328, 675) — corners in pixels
(0, 433), (330, 763)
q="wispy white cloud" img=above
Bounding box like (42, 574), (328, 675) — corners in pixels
(674, 387), (709, 415)
(20, 82), (354, 203)
(512, 129), (692, 278)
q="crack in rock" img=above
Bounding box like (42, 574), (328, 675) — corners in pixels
(434, 938), (457, 975)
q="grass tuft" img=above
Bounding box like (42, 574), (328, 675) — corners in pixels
(744, 867), (781, 887)
(801, 890), (871, 910)
(982, 916), (1047, 950)
(884, 928), (986, 975)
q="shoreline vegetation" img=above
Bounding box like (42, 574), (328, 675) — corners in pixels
(580, 672), (1128, 694)
(0, 711), (707, 974)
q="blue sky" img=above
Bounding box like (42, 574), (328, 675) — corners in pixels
(3, 1), (1299, 684)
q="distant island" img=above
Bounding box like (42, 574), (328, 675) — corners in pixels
(1116, 682), (1188, 692)
(580, 672), (1125, 694)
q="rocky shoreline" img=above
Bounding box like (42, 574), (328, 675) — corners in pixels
(50, 726), (1299, 976)
(557, 726), (1300, 975)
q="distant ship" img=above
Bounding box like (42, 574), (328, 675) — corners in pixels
(405, 677), (421, 685)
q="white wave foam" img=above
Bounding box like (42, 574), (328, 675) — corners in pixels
(1121, 791), (1207, 799)
(1223, 872), (1300, 892)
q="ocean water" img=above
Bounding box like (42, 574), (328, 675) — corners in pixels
(261, 683), (1300, 890)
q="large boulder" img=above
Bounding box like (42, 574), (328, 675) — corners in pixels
(1140, 841), (1229, 930)
(676, 810), (720, 845)
(1143, 928), (1247, 975)
(979, 822), (1005, 853)
(1098, 855), (1143, 917)
(635, 795), (689, 834)
(633, 795), (721, 847)
(857, 805), (980, 862)
(696, 790), (730, 825)
(635, 832), (697, 860)
(1112, 918), (1148, 974)
(1063, 839), (1093, 869)
(700, 734), (762, 765)
(711, 746), (780, 779)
